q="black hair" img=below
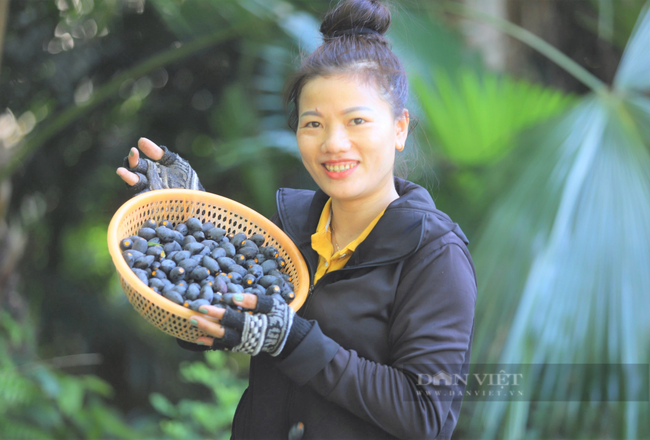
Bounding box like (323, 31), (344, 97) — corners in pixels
(283, 0), (409, 133)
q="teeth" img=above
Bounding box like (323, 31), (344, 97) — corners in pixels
(325, 163), (355, 172)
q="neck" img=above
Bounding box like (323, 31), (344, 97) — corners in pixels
(330, 179), (399, 248)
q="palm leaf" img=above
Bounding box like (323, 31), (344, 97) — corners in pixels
(614, 1), (650, 91)
(412, 67), (576, 165)
(462, 2), (650, 438)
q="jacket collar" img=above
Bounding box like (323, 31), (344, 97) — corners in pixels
(276, 177), (469, 273)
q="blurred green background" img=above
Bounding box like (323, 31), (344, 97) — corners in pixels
(1, 0), (649, 439)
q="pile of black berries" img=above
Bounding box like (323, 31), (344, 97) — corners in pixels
(120, 217), (295, 311)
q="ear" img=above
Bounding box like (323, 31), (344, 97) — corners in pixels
(395, 108), (409, 151)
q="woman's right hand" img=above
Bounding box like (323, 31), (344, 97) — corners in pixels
(116, 137), (204, 195)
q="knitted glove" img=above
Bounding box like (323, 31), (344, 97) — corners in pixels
(123, 145), (204, 195)
(175, 297), (313, 357)
(220, 295), (295, 356)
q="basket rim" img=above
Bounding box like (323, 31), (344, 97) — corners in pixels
(107, 189), (310, 324)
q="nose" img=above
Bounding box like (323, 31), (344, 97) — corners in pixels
(321, 125), (351, 154)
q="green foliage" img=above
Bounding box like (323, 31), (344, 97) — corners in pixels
(413, 67), (576, 165)
(0, 310), (139, 440)
(149, 351), (247, 440)
(464, 3), (650, 439)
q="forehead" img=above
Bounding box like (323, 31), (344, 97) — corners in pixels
(299, 74), (390, 111)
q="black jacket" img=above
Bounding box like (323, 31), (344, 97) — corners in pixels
(231, 178), (477, 440)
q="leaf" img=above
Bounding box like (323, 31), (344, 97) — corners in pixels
(469, 92), (650, 438)
(413, 67), (576, 166)
(150, 392), (179, 418)
(56, 375), (85, 417)
(614, 1), (650, 92)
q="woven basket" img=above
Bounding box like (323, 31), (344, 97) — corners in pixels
(107, 189), (309, 343)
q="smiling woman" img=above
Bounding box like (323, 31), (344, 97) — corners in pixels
(115, 1), (477, 439)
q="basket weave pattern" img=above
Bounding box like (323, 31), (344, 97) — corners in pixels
(108, 190), (308, 342)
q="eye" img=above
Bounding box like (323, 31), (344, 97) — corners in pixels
(351, 118), (365, 126)
(304, 121), (321, 128)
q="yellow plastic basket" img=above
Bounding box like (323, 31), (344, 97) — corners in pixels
(107, 189), (309, 343)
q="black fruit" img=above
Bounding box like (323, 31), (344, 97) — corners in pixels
(131, 237), (148, 253)
(169, 267), (186, 282)
(227, 272), (243, 285)
(190, 266), (210, 281)
(149, 278), (165, 291)
(156, 227), (176, 243)
(163, 241), (181, 254)
(201, 222), (215, 233)
(159, 259), (176, 274)
(249, 234), (265, 247)
(263, 246), (279, 259)
(210, 247), (226, 259)
(120, 238), (133, 251)
(184, 242), (205, 255)
(146, 246), (165, 260)
(174, 223), (188, 236)
(220, 242), (236, 258)
(201, 240), (219, 251)
(138, 227), (157, 240)
(247, 264), (264, 280)
(185, 283), (201, 301)
(192, 231), (205, 241)
(282, 290), (295, 302)
(163, 290), (183, 305)
(261, 259), (278, 274)
(230, 232), (247, 248)
(187, 299), (211, 311)
(186, 217), (202, 233)
(178, 258), (199, 273)
(132, 268), (149, 286)
(265, 285), (281, 296)
(201, 256), (220, 274)
(242, 274), (256, 287)
(229, 265), (247, 277)
(216, 257), (236, 272)
(213, 276), (228, 294)
(198, 284), (213, 303)
(238, 247), (257, 259)
(122, 218), (297, 311)
(134, 255), (155, 269)
(207, 227), (226, 241)
(259, 275), (281, 288)
(143, 219), (157, 229)
(275, 256), (287, 269)
(159, 219), (173, 229)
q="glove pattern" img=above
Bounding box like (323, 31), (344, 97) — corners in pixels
(123, 145), (204, 194)
(220, 295), (295, 357)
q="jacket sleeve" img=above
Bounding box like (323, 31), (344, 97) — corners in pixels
(274, 240), (477, 439)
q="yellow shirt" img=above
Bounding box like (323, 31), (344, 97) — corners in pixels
(311, 198), (386, 285)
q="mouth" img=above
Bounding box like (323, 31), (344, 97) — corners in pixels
(322, 162), (359, 173)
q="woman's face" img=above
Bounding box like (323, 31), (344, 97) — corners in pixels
(296, 74), (409, 204)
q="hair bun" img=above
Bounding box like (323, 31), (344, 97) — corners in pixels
(320, 0), (391, 40)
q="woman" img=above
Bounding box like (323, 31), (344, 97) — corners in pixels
(117, 1), (477, 439)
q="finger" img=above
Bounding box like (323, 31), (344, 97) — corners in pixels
(189, 315), (225, 338)
(138, 137), (164, 161)
(116, 167), (140, 186)
(196, 336), (214, 346)
(128, 147), (139, 168)
(196, 304), (227, 320)
(232, 293), (258, 310)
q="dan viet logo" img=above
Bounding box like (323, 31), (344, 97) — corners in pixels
(415, 369), (524, 398)
(405, 363), (649, 402)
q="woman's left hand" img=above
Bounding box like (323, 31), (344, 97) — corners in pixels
(190, 293), (296, 357)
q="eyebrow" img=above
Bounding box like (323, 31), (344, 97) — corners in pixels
(299, 106), (374, 118)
